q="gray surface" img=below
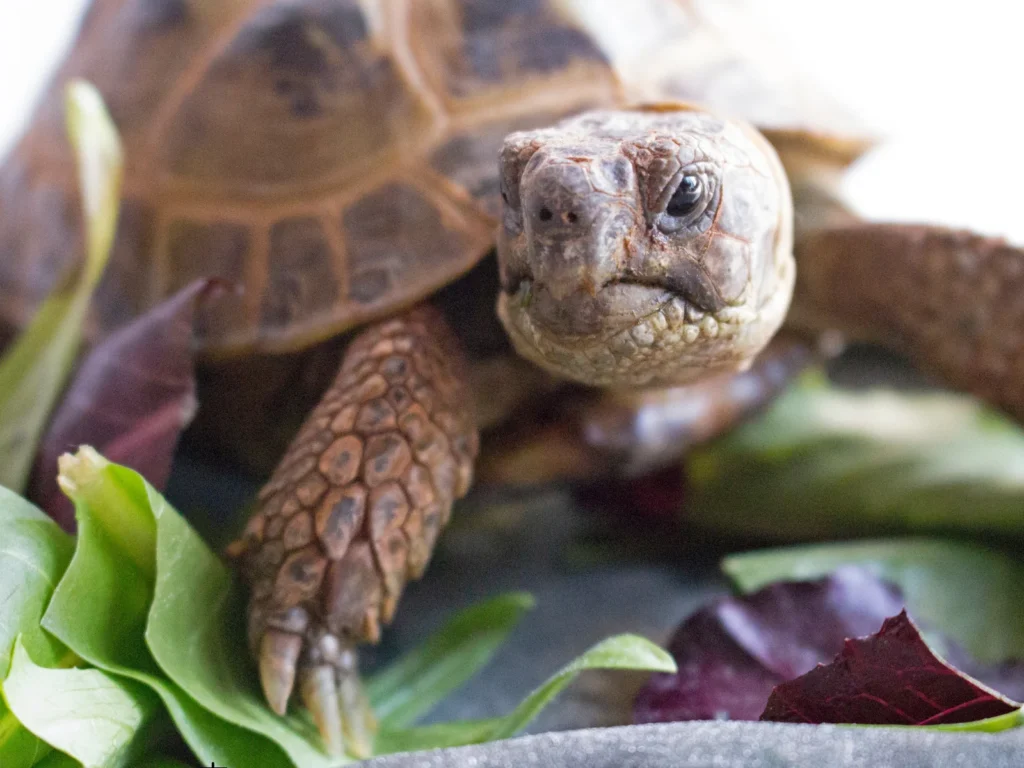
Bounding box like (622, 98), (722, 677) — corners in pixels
(360, 485), (725, 731)
(361, 721), (1024, 768)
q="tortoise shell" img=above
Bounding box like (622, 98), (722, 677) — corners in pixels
(0, 0), (865, 358)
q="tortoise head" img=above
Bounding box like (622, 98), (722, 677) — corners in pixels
(496, 105), (795, 387)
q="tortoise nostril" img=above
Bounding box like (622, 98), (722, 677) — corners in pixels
(537, 207), (580, 225)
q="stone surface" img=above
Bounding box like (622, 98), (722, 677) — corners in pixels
(361, 720), (1024, 768)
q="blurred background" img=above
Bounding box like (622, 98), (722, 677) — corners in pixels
(2, 0), (1022, 242)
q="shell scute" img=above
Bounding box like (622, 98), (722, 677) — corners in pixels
(162, 1), (434, 188)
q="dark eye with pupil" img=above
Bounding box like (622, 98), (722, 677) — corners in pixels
(666, 175), (703, 217)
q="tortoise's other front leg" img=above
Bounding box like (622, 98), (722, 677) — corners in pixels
(227, 305), (478, 758)
(476, 336), (814, 487)
(790, 224), (1024, 423)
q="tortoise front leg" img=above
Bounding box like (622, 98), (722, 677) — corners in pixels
(227, 305), (479, 758)
(476, 336), (814, 487)
(789, 223), (1024, 424)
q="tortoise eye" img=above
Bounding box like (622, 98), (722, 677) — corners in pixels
(500, 178), (524, 235)
(500, 176), (519, 210)
(666, 175), (703, 217)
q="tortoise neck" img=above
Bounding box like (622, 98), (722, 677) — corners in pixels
(791, 179), (861, 240)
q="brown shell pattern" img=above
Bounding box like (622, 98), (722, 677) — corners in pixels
(231, 305), (478, 652)
(0, 0), (628, 355)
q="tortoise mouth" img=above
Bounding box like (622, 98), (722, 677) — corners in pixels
(499, 248), (725, 329)
(500, 271), (721, 342)
(496, 282), (753, 389)
(503, 278), (669, 339)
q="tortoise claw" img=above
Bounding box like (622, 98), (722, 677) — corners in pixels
(295, 649), (376, 760)
(259, 629), (302, 716)
(239, 309), (472, 758)
(337, 653), (376, 760)
(301, 665), (345, 757)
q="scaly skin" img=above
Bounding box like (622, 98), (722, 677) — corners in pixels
(792, 223), (1024, 423)
(228, 305), (478, 757)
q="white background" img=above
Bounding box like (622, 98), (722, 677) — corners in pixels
(1, 0), (1022, 241)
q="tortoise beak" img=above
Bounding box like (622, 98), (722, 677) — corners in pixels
(520, 157), (636, 301)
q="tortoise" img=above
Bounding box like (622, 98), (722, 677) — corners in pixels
(4, 0), (1024, 759)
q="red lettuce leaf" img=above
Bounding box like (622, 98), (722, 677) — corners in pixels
(634, 567), (905, 722)
(634, 567), (1024, 725)
(940, 647), (1024, 704)
(760, 611), (1019, 725)
(28, 279), (227, 530)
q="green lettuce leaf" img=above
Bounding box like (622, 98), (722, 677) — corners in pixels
(686, 377), (1024, 542)
(930, 711), (1024, 733)
(3, 638), (158, 768)
(30, 752), (80, 768)
(42, 450), (312, 768)
(375, 634), (676, 754)
(0, 489), (76, 768)
(368, 593), (536, 728)
(25, 448), (678, 763)
(0, 81), (122, 493)
(722, 538), (1024, 664)
(137, 462), (334, 766)
(0, 486), (75, 678)
(0, 695), (53, 768)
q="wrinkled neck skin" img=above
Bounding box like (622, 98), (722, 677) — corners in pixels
(495, 105), (795, 390)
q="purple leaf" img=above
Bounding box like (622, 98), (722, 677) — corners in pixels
(634, 567), (903, 723)
(760, 611), (1019, 725)
(943, 649), (1024, 704)
(634, 566), (1024, 726)
(29, 279), (228, 530)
